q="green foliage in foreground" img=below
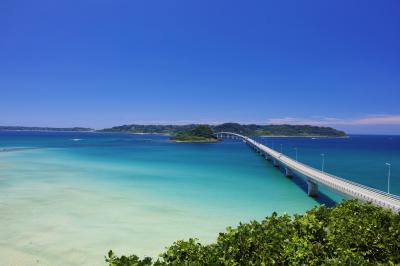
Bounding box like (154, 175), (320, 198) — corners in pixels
(106, 200), (400, 265)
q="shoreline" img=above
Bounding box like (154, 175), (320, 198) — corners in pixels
(99, 131), (172, 136)
(170, 138), (219, 143)
(99, 131), (347, 138)
(0, 130), (348, 139)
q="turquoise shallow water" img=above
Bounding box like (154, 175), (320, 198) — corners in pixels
(0, 132), (399, 265)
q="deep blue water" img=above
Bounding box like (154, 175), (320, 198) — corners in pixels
(257, 135), (400, 196)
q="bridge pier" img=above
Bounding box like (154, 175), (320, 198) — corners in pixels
(213, 132), (400, 212)
(307, 178), (318, 197)
(284, 167), (293, 178)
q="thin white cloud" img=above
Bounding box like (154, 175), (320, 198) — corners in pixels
(267, 115), (400, 126)
(352, 115), (400, 125)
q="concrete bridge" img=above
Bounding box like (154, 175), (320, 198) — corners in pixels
(215, 132), (400, 213)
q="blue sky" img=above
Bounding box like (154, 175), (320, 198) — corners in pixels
(1, 1), (399, 133)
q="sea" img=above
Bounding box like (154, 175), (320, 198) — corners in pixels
(0, 131), (399, 265)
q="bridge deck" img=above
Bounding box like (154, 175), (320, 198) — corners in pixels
(216, 132), (400, 213)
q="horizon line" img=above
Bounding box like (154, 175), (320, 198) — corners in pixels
(3, 124), (400, 136)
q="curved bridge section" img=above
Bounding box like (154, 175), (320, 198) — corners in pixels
(215, 132), (400, 213)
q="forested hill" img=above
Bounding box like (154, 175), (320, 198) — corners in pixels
(101, 123), (346, 137)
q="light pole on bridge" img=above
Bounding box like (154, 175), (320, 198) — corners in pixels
(321, 153), (325, 172)
(294, 147), (298, 161)
(385, 162), (391, 194)
(280, 144), (283, 154)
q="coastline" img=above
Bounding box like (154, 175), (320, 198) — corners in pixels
(90, 131), (349, 139)
(170, 139), (219, 143)
(2, 129), (348, 139)
(99, 131), (172, 136)
(0, 130), (348, 139)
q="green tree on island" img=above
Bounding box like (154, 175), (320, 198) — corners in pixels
(106, 200), (400, 266)
(171, 125), (217, 142)
(190, 125), (215, 138)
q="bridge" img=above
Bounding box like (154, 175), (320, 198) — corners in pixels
(215, 132), (400, 213)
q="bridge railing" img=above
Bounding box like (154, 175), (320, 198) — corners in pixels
(218, 132), (400, 201)
(258, 140), (400, 201)
(274, 150), (400, 201)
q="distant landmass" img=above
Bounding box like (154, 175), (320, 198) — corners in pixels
(0, 123), (346, 137)
(0, 126), (94, 132)
(101, 123), (346, 137)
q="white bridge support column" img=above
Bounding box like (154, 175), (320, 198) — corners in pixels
(214, 132), (400, 212)
(307, 178), (318, 197)
(285, 167), (293, 178)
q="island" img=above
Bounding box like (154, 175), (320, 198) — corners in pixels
(101, 122), (346, 138)
(170, 125), (218, 142)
